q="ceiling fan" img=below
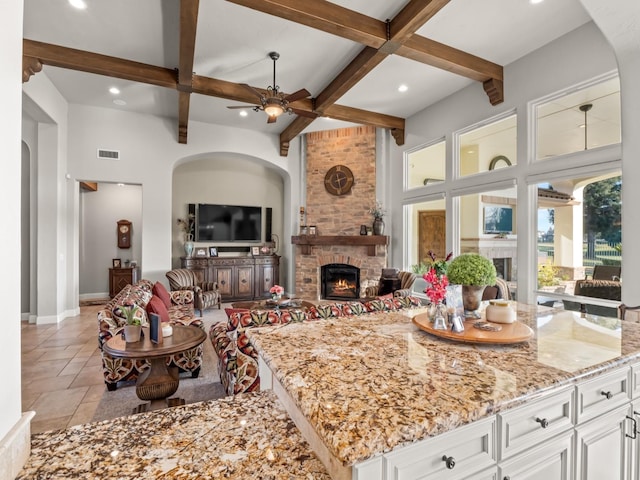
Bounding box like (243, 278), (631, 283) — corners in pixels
(227, 51), (315, 123)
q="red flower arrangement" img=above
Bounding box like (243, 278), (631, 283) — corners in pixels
(269, 285), (284, 296)
(423, 268), (448, 304)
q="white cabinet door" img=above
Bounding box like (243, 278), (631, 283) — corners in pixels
(575, 403), (631, 480)
(498, 430), (573, 480)
(627, 401), (640, 480)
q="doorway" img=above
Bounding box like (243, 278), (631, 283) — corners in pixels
(418, 210), (446, 264)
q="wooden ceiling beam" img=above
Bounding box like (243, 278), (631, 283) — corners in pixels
(23, 39), (405, 154)
(225, 0), (386, 48)
(23, 39), (177, 88)
(177, 0), (200, 143)
(225, 0), (502, 99)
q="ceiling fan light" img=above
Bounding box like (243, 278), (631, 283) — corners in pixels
(264, 104), (284, 117)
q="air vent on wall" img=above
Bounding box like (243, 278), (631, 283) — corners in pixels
(97, 149), (120, 160)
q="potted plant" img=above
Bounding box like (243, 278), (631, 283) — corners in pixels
(446, 253), (497, 316)
(121, 305), (142, 342)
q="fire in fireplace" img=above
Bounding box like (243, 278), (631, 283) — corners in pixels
(321, 264), (360, 300)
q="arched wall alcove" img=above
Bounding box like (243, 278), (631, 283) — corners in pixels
(171, 151), (294, 290)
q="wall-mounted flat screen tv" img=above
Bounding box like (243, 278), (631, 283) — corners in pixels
(194, 204), (262, 242)
(483, 206), (513, 234)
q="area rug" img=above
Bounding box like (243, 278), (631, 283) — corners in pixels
(93, 315), (227, 422)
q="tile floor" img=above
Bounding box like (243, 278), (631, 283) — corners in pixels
(21, 305), (106, 434)
(21, 303), (227, 434)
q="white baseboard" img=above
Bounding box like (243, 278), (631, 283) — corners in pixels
(79, 292), (109, 301)
(0, 411), (35, 480)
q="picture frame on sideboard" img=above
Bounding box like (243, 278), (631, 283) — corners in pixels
(251, 246), (260, 256)
(112, 258), (121, 268)
(209, 247), (218, 257)
(194, 247), (208, 257)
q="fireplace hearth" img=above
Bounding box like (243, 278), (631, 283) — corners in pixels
(321, 264), (360, 300)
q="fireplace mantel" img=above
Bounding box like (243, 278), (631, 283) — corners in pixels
(291, 235), (388, 256)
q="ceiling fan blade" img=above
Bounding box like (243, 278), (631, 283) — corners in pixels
(226, 105), (259, 109)
(267, 115), (277, 124)
(284, 88), (311, 103)
(291, 108), (317, 119)
(240, 83), (264, 101)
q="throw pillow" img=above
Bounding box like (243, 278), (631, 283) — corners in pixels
(152, 282), (172, 309)
(146, 295), (170, 324)
(225, 307), (249, 319)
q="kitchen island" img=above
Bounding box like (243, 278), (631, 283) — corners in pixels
(249, 304), (640, 479)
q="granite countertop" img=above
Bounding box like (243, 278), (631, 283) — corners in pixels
(18, 390), (331, 479)
(249, 304), (640, 467)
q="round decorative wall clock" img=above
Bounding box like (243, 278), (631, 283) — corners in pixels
(324, 165), (354, 196)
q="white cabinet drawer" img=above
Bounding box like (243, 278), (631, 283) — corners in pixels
(498, 386), (574, 460)
(575, 366), (630, 423)
(383, 416), (495, 480)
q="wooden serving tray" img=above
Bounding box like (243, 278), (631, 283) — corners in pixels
(412, 312), (534, 344)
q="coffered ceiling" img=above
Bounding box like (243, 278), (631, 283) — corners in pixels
(22, 0), (591, 156)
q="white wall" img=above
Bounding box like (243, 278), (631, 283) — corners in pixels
(22, 71), (71, 324)
(392, 22), (620, 304)
(0, 0), (25, 469)
(79, 183), (143, 297)
(65, 104), (301, 288)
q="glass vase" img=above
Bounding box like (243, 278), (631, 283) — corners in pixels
(432, 301), (448, 330)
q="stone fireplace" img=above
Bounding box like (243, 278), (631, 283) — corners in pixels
(321, 263), (360, 300)
(293, 126), (387, 300)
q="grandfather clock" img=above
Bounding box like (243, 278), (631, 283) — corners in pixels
(117, 219), (132, 249)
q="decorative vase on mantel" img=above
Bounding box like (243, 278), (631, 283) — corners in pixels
(373, 217), (385, 235)
(184, 233), (194, 257)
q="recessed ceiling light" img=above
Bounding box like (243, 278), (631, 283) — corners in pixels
(69, 0), (87, 9)
(113, 99), (127, 106)
(398, 84), (408, 93)
(117, 183), (125, 187)
(530, 0), (544, 4)
(239, 110), (248, 117)
(109, 87), (120, 95)
(579, 124), (586, 129)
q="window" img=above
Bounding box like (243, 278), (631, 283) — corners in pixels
(405, 140), (445, 190)
(458, 185), (517, 296)
(536, 76), (621, 160)
(535, 173), (621, 316)
(458, 114), (517, 177)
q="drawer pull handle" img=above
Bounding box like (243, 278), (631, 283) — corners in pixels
(627, 415), (638, 439)
(442, 455), (455, 469)
(601, 390), (614, 400)
(221, 281), (226, 285)
(535, 417), (549, 429)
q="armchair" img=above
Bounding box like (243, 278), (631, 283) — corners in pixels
(364, 269), (417, 298)
(166, 268), (221, 315)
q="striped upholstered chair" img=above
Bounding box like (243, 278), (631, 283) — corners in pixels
(166, 268), (221, 315)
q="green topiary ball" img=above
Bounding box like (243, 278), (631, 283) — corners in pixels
(446, 253), (497, 286)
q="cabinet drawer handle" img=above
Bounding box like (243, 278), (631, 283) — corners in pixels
(241, 279), (247, 284)
(266, 278), (270, 283)
(601, 390), (613, 400)
(442, 455), (455, 469)
(221, 280), (226, 285)
(626, 415), (638, 439)
(535, 417), (549, 429)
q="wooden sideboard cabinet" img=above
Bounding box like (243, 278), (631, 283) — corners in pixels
(109, 267), (139, 298)
(181, 255), (280, 302)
